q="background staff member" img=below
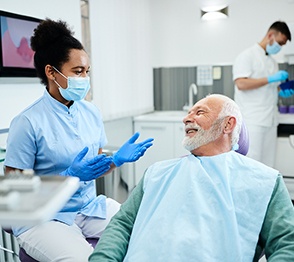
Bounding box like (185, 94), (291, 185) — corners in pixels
(233, 21), (291, 167)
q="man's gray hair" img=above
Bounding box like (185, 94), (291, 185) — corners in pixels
(207, 94), (242, 146)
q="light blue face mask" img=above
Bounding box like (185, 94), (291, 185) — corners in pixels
(53, 66), (90, 101)
(266, 40), (281, 55)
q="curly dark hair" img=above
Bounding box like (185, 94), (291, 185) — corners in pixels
(31, 18), (84, 86)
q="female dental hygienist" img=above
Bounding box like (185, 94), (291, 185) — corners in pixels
(4, 18), (153, 262)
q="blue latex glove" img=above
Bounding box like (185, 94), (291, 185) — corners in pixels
(60, 147), (113, 181)
(267, 70), (288, 83)
(113, 132), (154, 167)
(279, 89), (294, 98)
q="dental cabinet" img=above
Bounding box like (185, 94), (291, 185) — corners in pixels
(274, 114), (294, 200)
(133, 111), (188, 185)
(275, 114), (294, 174)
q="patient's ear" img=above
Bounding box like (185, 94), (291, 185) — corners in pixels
(223, 116), (236, 134)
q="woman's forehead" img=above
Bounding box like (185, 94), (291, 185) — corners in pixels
(68, 49), (89, 65)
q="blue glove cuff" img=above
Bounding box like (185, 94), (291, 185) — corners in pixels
(60, 169), (68, 176)
(112, 154), (123, 167)
(267, 75), (275, 83)
(60, 168), (74, 177)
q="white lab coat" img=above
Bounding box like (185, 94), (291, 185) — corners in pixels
(233, 43), (279, 166)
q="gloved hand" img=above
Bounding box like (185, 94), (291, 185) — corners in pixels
(267, 70), (288, 83)
(279, 89), (294, 98)
(60, 147), (113, 181)
(113, 132), (154, 167)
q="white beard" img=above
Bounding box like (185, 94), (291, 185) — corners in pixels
(182, 120), (223, 152)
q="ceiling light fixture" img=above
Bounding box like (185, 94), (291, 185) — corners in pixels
(201, 5), (228, 21)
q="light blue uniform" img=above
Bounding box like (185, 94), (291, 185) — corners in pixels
(5, 90), (108, 236)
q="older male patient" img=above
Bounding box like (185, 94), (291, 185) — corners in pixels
(89, 94), (294, 262)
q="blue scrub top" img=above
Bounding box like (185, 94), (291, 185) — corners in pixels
(5, 90), (108, 236)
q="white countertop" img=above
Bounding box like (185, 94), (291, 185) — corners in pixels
(278, 113), (294, 124)
(134, 111), (187, 122)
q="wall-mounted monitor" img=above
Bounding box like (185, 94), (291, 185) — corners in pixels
(0, 10), (42, 77)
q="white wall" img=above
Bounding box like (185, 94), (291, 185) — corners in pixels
(89, 0), (154, 121)
(0, 0), (81, 130)
(150, 0), (294, 67)
(1, 0), (294, 130)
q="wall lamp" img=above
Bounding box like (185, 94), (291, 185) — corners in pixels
(201, 5), (228, 21)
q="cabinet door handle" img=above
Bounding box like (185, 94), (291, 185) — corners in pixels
(290, 135), (294, 148)
(140, 126), (166, 130)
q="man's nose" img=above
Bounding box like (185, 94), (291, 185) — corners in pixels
(183, 112), (193, 124)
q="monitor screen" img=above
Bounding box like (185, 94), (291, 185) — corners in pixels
(0, 11), (41, 77)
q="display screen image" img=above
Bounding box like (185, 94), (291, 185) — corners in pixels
(0, 11), (41, 77)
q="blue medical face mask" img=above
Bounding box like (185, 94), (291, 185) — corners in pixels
(266, 40), (281, 55)
(53, 66), (90, 101)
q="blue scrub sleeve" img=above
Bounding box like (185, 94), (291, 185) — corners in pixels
(4, 115), (36, 170)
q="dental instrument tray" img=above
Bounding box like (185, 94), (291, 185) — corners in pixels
(0, 175), (79, 227)
(0, 170), (41, 192)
